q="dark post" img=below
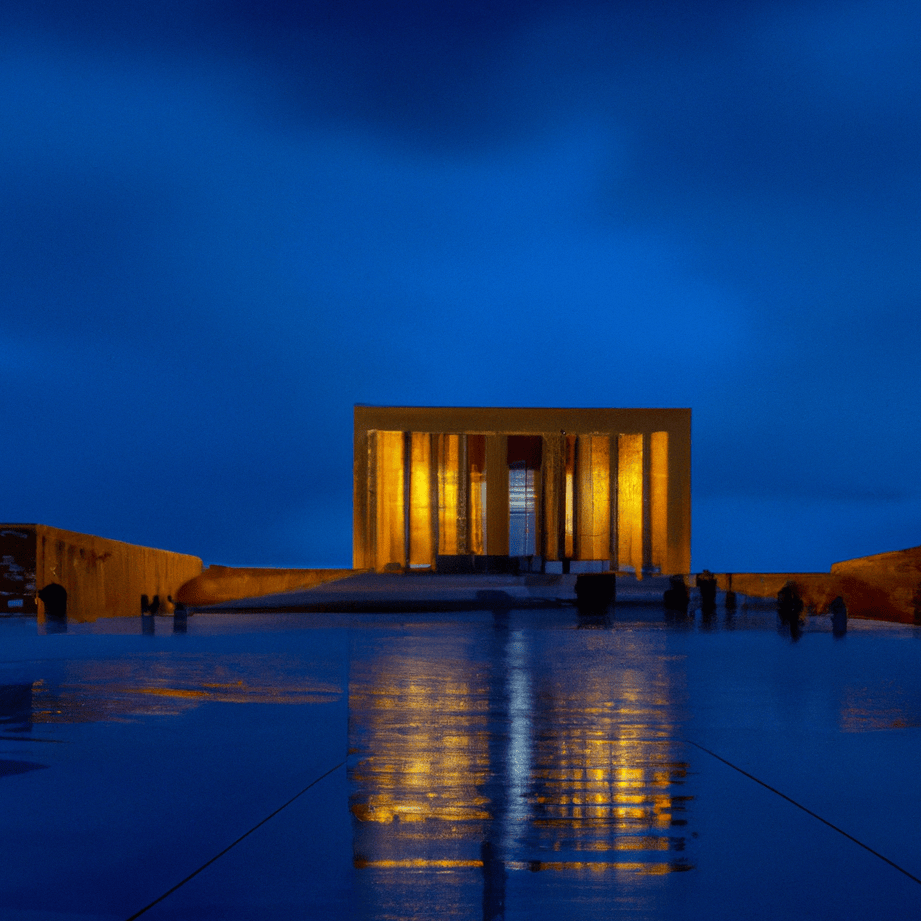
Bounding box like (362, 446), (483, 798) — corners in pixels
(38, 583), (67, 632)
(696, 570), (717, 611)
(664, 575), (689, 612)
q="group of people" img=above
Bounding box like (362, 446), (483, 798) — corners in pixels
(664, 569), (719, 612)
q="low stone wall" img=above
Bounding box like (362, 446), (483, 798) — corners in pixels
(830, 545), (921, 622)
(9, 523), (920, 624)
(711, 547), (921, 623)
(715, 573), (842, 614)
(174, 566), (356, 607)
(1, 524), (203, 623)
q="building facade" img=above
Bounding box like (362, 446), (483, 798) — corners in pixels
(353, 406), (690, 574)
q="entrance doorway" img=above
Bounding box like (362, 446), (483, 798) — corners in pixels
(509, 464), (536, 556)
(507, 436), (542, 557)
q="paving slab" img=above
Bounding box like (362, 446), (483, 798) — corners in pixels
(0, 604), (918, 919)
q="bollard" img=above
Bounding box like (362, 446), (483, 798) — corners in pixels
(777, 581), (804, 622)
(172, 600), (188, 634)
(696, 570), (717, 610)
(38, 583), (67, 633)
(664, 575), (689, 611)
(574, 573), (616, 612)
(829, 596), (847, 638)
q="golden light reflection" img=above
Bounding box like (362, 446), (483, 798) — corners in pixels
(349, 652), (490, 841)
(354, 858), (483, 869)
(353, 858), (687, 873)
(29, 658), (341, 723)
(838, 685), (921, 732)
(511, 631), (692, 879)
(515, 860), (689, 874)
(348, 628), (695, 899)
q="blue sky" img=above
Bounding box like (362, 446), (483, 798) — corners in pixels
(4, 0), (921, 571)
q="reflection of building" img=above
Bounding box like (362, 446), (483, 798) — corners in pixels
(26, 657), (341, 725)
(523, 630), (693, 875)
(347, 618), (695, 918)
(353, 407), (691, 574)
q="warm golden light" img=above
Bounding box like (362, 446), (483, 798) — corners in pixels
(349, 652), (491, 841)
(352, 857), (684, 873)
(30, 659), (342, 723)
(436, 434), (460, 555)
(650, 431), (668, 572)
(468, 434), (486, 555)
(516, 860), (685, 874)
(564, 434), (575, 558)
(577, 435), (610, 561)
(348, 628), (694, 906)
(354, 407), (691, 573)
(617, 434), (643, 575)
(374, 431), (405, 570)
(353, 858), (483, 869)
(408, 433), (433, 567)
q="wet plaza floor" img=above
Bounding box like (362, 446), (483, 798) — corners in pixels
(1, 602), (920, 919)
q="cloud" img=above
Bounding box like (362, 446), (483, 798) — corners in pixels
(3, 0), (921, 568)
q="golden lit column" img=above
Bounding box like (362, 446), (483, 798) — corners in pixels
(408, 432), (434, 568)
(649, 432), (668, 573)
(577, 435), (611, 561)
(617, 434), (644, 576)
(436, 434), (460, 556)
(486, 435), (509, 557)
(564, 435), (576, 559)
(375, 431), (406, 571)
(667, 414), (692, 575)
(457, 434), (469, 554)
(541, 434), (563, 561)
(467, 435), (486, 554)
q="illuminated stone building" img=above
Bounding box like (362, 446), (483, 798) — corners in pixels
(353, 406), (691, 575)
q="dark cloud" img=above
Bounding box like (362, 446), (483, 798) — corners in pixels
(3, 0), (921, 570)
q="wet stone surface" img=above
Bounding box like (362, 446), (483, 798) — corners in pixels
(1, 604), (920, 919)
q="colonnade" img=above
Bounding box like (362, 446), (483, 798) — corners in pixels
(354, 408), (691, 575)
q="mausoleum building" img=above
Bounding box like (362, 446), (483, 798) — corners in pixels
(353, 406), (691, 575)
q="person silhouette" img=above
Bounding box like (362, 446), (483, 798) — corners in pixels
(696, 570), (717, 611)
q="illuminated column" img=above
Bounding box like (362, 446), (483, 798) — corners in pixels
(467, 435), (486, 554)
(666, 415), (692, 575)
(486, 435), (509, 557)
(577, 435), (611, 561)
(617, 434), (644, 576)
(457, 434), (469, 554)
(541, 434), (563, 560)
(375, 431), (406, 571)
(649, 432), (668, 572)
(564, 435), (576, 559)
(408, 432), (434, 568)
(436, 434), (461, 556)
